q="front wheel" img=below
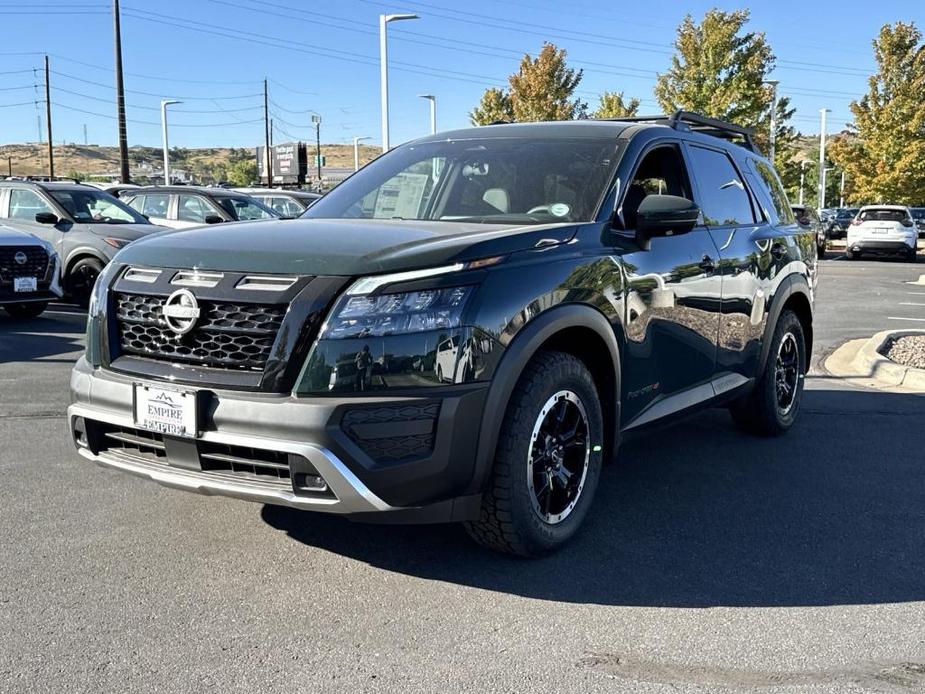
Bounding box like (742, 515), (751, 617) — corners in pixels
(3, 301), (48, 319)
(729, 309), (806, 437)
(465, 351), (604, 557)
(68, 257), (103, 307)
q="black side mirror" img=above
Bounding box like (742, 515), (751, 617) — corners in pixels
(635, 195), (700, 249)
(35, 212), (59, 225)
(204, 215), (224, 224)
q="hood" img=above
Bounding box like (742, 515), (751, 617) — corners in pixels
(85, 222), (165, 241)
(0, 224), (48, 246)
(113, 218), (580, 276)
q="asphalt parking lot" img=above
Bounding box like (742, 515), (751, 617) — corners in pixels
(2, 255), (924, 693)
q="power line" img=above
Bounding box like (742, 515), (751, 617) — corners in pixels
(47, 53), (261, 86)
(50, 69), (262, 100)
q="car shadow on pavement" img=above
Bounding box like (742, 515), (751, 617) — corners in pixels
(261, 386), (925, 608)
(0, 311), (86, 363)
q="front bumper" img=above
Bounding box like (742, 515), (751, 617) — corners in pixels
(68, 357), (487, 522)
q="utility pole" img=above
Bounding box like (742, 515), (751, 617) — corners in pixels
(263, 79), (272, 188)
(799, 160), (810, 206)
(269, 118), (273, 147)
(311, 114), (322, 186)
(818, 108), (830, 210)
(44, 55), (54, 178)
(113, 0), (130, 182)
(7, 157), (12, 177)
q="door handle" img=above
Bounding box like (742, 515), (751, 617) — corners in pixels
(770, 242), (787, 260)
(699, 254), (716, 273)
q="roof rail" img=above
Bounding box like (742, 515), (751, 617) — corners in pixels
(612, 110), (758, 152)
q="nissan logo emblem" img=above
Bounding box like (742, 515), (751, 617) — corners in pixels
(14, 251), (28, 265)
(161, 289), (200, 336)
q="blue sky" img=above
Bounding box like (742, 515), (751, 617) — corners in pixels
(0, 0), (921, 149)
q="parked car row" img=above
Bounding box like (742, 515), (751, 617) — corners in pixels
(0, 180), (324, 310)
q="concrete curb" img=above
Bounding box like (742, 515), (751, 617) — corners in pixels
(826, 329), (925, 392)
(907, 274), (925, 286)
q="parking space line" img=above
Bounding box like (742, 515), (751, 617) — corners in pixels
(887, 316), (925, 322)
(898, 302), (925, 306)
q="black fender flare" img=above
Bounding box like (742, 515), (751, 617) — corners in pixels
(468, 303), (622, 495)
(757, 272), (813, 374)
(64, 248), (108, 276)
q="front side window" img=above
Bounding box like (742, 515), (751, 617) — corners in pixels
(6, 189), (55, 220)
(215, 196), (278, 221)
(620, 144), (692, 230)
(49, 189), (144, 224)
(688, 146), (756, 227)
(177, 195), (212, 223)
(307, 137), (623, 225)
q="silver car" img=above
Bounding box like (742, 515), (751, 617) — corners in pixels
(0, 180), (161, 304)
(0, 224), (62, 318)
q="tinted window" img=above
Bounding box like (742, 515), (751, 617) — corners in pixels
(688, 147), (755, 226)
(214, 196), (277, 221)
(178, 195), (212, 223)
(859, 208), (910, 223)
(49, 188), (143, 224)
(262, 196), (303, 217)
(749, 159), (792, 224)
(7, 189), (55, 220)
(622, 145), (692, 230)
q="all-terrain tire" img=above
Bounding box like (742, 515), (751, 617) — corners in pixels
(729, 309), (806, 437)
(465, 351), (604, 557)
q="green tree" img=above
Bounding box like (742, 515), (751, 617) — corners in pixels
(591, 91), (640, 119)
(227, 158), (257, 186)
(470, 87), (513, 125)
(828, 22), (925, 204)
(470, 43), (584, 124)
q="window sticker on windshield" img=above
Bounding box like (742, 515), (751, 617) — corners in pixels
(549, 203), (570, 218)
(373, 172), (430, 219)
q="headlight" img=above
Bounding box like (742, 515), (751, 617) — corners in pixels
(320, 286), (473, 339)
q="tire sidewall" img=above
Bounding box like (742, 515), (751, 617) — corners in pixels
(765, 312), (806, 430)
(504, 364), (604, 554)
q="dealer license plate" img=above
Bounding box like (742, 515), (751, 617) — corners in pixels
(13, 277), (37, 293)
(133, 384), (197, 438)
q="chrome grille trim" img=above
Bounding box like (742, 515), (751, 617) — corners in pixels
(235, 275), (298, 291)
(123, 267), (162, 284)
(171, 270), (224, 288)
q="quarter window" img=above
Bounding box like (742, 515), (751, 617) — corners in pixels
(750, 158), (794, 224)
(7, 189), (55, 220)
(688, 147), (756, 227)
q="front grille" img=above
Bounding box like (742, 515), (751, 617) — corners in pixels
(115, 293), (285, 371)
(89, 420), (331, 495)
(341, 402), (440, 462)
(0, 246), (49, 284)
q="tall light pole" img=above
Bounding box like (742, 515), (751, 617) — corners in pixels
(822, 166), (834, 210)
(379, 12), (419, 152)
(799, 160), (811, 205)
(353, 136), (371, 171)
(839, 171), (846, 208)
(160, 99), (181, 185)
(418, 94), (436, 134)
(818, 108), (830, 211)
(765, 80), (779, 162)
(311, 113), (322, 186)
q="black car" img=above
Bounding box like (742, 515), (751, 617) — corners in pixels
(69, 112), (816, 556)
(233, 188), (322, 218)
(911, 207), (925, 237)
(793, 204), (827, 259)
(827, 207), (860, 239)
(121, 186), (279, 229)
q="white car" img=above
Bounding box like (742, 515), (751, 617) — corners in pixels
(846, 205), (918, 261)
(0, 224), (62, 318)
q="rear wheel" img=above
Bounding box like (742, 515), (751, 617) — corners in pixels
(465, 351), (604, 557)
(2, 301), (48, 319)
(730, 309), (806, 437)
(67, 257), (103, 307)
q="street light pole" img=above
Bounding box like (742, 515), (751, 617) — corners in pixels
(818, 108), (830, 210)
(311, 114), (322, 186)
(799, 160), (810, 206)
(418, 94), (436, 134)
(353, 136), (371, 171)
(839, 171), (846, 208)
(160, 99), (181, 185)
(765, 80), (779, 162)
(822, 166), (834, 210)
(379, 12), (419, 152)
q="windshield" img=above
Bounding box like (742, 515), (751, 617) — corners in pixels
(215, 195), (280, 221)
(49, 188), (147, 225)
(306, 137), (623, 225)
(859, 208), (910, 223)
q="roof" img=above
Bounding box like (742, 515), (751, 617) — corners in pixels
(234, 187), (321, 198)
(0, 180), (101, 192)
(858, 204), (911, 210)
(127, 186), (249, 196)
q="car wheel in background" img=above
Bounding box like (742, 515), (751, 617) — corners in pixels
(67, 257), (104, 307)
(2, 302), (49, 319)
(465, 350), (604, 557)
(729, 309), (806, 437)
(845, 249), (856, 260)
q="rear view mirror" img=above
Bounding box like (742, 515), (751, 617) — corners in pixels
(35, 212), (59, 225)
(204, 215), (224, 224)
(635, 195), (700, 248)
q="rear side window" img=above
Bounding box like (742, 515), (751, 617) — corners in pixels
(137, 193), (170, 218)
(688, 146), (756, 227)
(7, 189), (55, 220)
(749, 159), (793, 224)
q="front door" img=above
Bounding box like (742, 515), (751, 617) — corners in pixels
(614, 143), (723, 426)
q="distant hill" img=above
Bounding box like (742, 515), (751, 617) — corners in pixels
(0, 142), (380, 182)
